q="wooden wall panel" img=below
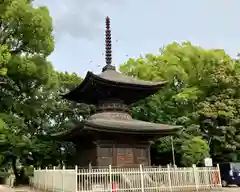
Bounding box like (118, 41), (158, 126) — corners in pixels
(71, 135), (152, 167)
(75, 143), (97, 167)
(97, 147), (113, 166)
(135, 147), (149, 165)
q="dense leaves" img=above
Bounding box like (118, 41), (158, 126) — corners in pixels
(121, 42), (240, 165)
(181, 136), (210, 166)
(0, 0), (54, 56)
(0, 0), (90, 184)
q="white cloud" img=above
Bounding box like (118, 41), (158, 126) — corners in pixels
(34, 0), (124, 41)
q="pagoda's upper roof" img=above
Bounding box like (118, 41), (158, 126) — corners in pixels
(98, 69), (165, 86)
(63, 69), (166, 105)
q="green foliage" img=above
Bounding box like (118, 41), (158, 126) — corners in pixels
(121, 42), (240, 165)
(0, 45), (11, 76)
(181, 136), (210, 166)
(0, 0), (91, 184)
(0, 0), (54, 56)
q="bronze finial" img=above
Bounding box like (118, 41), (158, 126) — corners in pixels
(102, 16), (115, 72)
(105, 16), (112, 65)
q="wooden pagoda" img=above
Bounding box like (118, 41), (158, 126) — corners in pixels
(52, 17), (180, 167)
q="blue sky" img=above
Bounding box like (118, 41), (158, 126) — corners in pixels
(35, 0), (240, 77)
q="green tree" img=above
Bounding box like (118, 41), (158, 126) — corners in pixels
(120, 42), (240, 165)
(181, 136), (210, 166)
(0, 0), (55, 184)
(0, 0), (54, 56)
(0, 0), (94, 182)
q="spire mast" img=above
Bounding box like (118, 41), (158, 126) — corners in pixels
(102, 16), (115, 72)
(105, 16), (112, 65)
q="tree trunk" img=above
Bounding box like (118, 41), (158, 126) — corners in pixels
(11, 158), (27, 185)
(12, 158), (20, 186)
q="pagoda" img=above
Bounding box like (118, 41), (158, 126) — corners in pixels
(52, 17), (180, 167)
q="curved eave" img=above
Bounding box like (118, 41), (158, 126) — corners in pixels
(51, 129), (76, 137)
(62, 71), (167, 101)
(90, 71), (167, 89)
(84, 120), (181, 136)
(62, 71), (92, 100)
(49, 127), (85, 141)
(49, 121), (85, 141)
(49, 119), (181, 141)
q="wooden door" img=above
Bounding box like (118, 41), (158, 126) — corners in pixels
(97, 147), (113, 166)
(116, 148), (134, 167)
(135, 148), (149, 166)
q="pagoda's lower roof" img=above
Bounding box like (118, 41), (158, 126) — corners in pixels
(85, 118), (180, 133)
(50, 117), (181, 140)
